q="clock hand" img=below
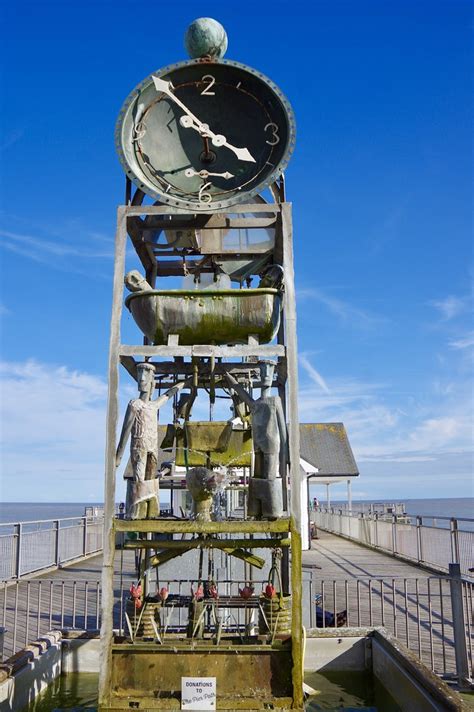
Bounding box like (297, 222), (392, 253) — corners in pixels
(152, 76), (256, 163)
(179, 116), (256, 163)
(184, 168), (234, 179)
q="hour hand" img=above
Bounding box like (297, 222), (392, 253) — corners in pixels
(184, 168), (234, 179)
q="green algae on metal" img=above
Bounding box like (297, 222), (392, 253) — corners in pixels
(125, 289), (282, 346)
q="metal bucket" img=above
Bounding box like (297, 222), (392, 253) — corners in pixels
(125, 598), (162, 639)
(125, 288), (282, 345)
(258, 595), (292, 636)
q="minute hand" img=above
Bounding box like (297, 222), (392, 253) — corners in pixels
(152, 76), (256, 163)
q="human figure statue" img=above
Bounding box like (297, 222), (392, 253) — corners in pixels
(116, 362), (187, 519)
(225, 361), (287, 519)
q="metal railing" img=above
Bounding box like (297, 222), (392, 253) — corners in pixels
(0, 516), (104, 581)
(303, 569), (473, 683)
(1, 572), (472, 685)
(312, 508), (474, 578)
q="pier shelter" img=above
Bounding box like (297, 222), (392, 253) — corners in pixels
(299, 423), (359, 548)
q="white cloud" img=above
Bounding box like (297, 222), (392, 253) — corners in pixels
(299, 353), (330, 393)
(0, 360), (108, 501)
(298, 354), (474, 474)
(449, 331), (474, 350)
(430, 295), (468, 321)
(297, 286), (383, 329)
(0, 229), (113, 260)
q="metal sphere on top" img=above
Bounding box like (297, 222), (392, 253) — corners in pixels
(184, 18), (228, 59)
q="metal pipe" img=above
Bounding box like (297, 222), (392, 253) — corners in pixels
(404, 579), (409, 648)
(73, 581), (77, 628)
(26, 581), (31, 647)
(36, 581), (41, 639)
(15, 524), (22, 579)
(415, 579), (422, 659)
(428, 578), (434, 670)
(392, 578), (397, 638)
(49, 581), (53, 630)
(61, 582), (65, 628)
(356, 580), (360, 627)
(12, 582), (19, 654)
(85, 581), (89, 630)
(439, 577), (447, 673)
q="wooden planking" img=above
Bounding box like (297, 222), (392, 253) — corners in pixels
(303, 530), (434, 580)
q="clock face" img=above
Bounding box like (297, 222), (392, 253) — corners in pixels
(115, 59), (296, 210)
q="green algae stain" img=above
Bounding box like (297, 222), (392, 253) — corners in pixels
(23, 673), (98, 711)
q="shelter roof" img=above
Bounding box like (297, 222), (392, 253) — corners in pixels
(299, 423), (359, 477)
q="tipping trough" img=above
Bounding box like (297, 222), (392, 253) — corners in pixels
(125, 288), (282, 345)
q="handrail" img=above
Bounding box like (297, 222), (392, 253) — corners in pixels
(0, 514), (104, 528)
(311, 507), (474, 578)
(314, 507), (474, 524)
(0, 515), (104, 581)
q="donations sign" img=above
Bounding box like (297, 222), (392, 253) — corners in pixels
(181, 677), (216, 710)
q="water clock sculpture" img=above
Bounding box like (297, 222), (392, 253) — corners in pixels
(99, 17), (303, 710)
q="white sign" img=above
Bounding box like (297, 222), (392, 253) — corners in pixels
(181, 676), (216, 710)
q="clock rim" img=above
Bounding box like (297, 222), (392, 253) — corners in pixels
(115, 57), (296, 211)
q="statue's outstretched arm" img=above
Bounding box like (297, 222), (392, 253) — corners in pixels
(116, 402), (135, 467)
(225, 373), (254, 408)
(151, 379), (191, 410)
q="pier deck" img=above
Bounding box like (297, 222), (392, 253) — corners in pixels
(1, 532), (471, 682)
(303, 529), (434, 578)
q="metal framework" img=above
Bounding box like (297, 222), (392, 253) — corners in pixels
(98, 186), (303, 710)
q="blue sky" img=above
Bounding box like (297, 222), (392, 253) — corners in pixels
(0, 0), (472, 502)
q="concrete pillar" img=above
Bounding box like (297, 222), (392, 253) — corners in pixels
(326, 483), (330, 509)
(347, 479), (352, 513)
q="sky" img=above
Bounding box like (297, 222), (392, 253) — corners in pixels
(0, 0), (472, 503)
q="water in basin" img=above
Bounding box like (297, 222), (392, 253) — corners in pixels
(22, 673), (98, 711)
(23, 671), (402, 711)
(304, 671), (401, 711)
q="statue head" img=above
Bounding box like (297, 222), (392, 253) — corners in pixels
(136, 362), (155, 397)
(259, 360), (276, 391)
(125, 270), (150, 293)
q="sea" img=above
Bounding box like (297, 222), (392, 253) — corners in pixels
(0, 497), (472, 526)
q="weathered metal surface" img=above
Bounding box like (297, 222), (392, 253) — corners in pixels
(118, 344), (286, 358)
(164, 422), (253, 467)
(123, 537), (291, 550)
(115, 62), (296, 211)
(108, 640), (293, 709)
(114, 518), (291, 534)
(125, 289), (282, 346)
